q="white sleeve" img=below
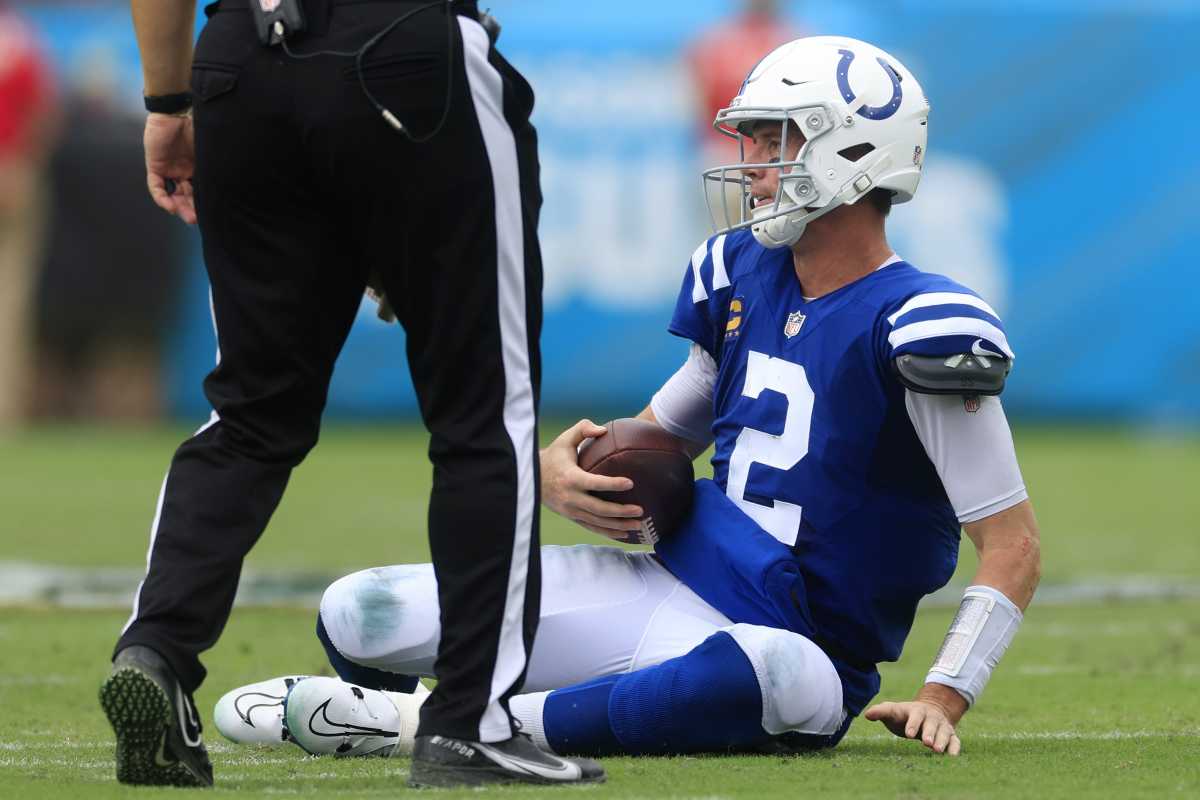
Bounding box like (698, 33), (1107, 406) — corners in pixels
(905, 391), (1028, 524)
(649, 343), (717, 446)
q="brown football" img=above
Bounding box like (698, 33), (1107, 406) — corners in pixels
(576, 418), (695, 546)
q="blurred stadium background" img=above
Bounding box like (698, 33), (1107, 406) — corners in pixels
(1, 1), (1198, 795)
(4, 0), (1198, 425)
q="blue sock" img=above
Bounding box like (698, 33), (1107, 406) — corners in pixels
(540, 674), (624, 754)
(315, 613), (420, 693)
(542, 631), (767, 756)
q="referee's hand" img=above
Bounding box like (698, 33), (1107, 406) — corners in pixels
(144, 112), (196, 225)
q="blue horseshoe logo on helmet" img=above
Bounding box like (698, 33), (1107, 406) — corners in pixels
(836, 49), (903, 120)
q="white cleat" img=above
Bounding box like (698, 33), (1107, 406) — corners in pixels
(213, 675), (310, 746)
(284, 677), (429, 758)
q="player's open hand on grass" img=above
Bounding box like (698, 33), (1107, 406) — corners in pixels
(144, 111), (196, 225)
(541, 419), (644, 540)
(864, 686), (966, 756)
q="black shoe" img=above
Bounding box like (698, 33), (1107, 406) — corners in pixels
(99, 645), (214, 787)
(407, 733), (606, 788)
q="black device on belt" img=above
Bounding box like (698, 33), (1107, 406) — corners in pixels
(250, 0), (307, 45)
(248, 0), (497, 47)
(241, 0), (498, 142)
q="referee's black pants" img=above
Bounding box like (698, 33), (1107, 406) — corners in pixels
(114, 0), (543, 743)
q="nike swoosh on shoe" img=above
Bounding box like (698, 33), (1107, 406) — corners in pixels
(306, 699), (399, 739)
(154, 730), (176, 768)
(233, 691), (285, 727)
(475, 743), (583, 781)
(175, 684), (203, 747)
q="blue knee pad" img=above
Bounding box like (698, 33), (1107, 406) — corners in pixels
(315, 613), (420, 693)
(543, 630), (766, 756)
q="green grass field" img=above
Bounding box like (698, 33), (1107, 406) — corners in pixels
(1, 423), (1198, 798)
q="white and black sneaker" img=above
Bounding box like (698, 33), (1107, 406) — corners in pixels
(99, 645), (214, 787)
(283, 676), (429, 757)
(212, 675), (310, 746)
(408, 732), (606, 787)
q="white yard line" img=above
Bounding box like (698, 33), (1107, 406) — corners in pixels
(1012, 663), (1200, 676)
(0, 561), (330, 608)
(854, 729), (1200, 741)
(0, 561), (1198, 609)
(0, 674), (80, 686)
(1022, 621), (1195, 637)
(2, 730), (1197, 763)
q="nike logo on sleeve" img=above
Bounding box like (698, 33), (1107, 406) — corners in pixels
(971, 339), (1006, 359)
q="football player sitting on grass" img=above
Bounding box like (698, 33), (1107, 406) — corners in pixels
(215, 35), (1040, 763)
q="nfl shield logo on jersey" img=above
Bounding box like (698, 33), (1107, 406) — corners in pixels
(259, 0), (281, 11)
(783, 311), (806, 338)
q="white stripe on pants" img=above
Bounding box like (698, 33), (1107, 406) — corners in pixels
(458, 16), (537, 743)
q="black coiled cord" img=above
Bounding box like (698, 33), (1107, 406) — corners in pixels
(280, 0), (455, 142)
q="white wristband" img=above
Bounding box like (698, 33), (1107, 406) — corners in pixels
(924, 585), (1023, 707)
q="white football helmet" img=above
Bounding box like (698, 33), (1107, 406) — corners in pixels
(702, 36), (930, 248)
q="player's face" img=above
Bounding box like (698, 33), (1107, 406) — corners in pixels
(742, 120), (805, 211)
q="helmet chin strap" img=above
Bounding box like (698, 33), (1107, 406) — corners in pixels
(752, 208), (806, 249)
(749, 150), (894, 249)
(751, 200), (843, 249)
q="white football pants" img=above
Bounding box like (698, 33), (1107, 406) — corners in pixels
(319, 544), (844, 738)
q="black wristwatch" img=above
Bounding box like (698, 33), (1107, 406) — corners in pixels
(144, 92), (194, 115)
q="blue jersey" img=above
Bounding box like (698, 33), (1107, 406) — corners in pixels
(669, 230), (1013, 715)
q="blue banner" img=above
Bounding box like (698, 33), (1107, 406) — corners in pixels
(23, 1), (1200, 423)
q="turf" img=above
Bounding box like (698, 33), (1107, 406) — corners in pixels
(1, 423), (1198, 579)
(0, 423), (1198, 797)
(1, 601), (1197, 798)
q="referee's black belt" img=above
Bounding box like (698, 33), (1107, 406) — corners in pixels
(211, 0), (477, 10)
(207, 0), (479, 36)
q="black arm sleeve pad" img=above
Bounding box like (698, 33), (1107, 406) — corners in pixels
(893, 353), (1010, 396)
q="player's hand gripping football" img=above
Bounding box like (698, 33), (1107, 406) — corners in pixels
(864, 683), (968, 756)
(541, 419), (644, 540)
(144, 111), (196, 225)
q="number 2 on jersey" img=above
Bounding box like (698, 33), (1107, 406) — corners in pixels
(725, 351), (814, 546)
